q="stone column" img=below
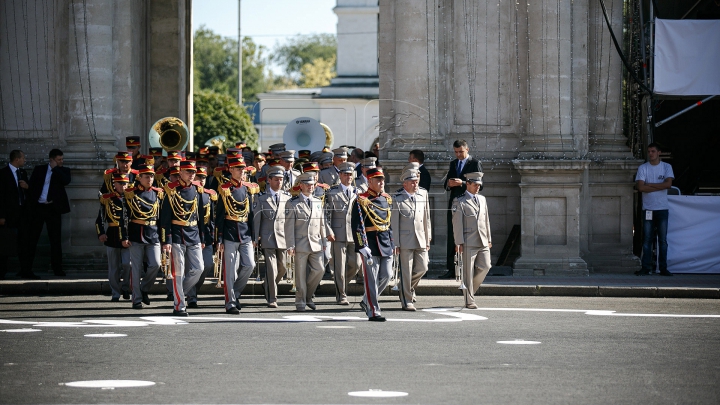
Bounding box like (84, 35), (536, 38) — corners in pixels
(513, 160), (589, 276)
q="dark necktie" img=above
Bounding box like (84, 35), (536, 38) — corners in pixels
(457, 160), (464, 174)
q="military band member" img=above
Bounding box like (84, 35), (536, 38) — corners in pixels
(286, 172), (326, 311)
(253, 166), (292, 308)
(451, 172), (492, 309)
(390, 169), (431, 311)
(96, 173), (131, 301)
(149, 147), (165, 171)
(325, 162), (361, 305)
(256, 143), (286, 191)
(355, 157), (376, 192)
(160, 160), (208, 316)
(100, 151), (136, 194)
(279, 150), (300, 192)
(126, 136), (142, 170)
(351, 168), (394, 322)
(318, 147), (348, 186)
(318, 152), (334, 170)
(121, 164), (164, 309)
(155, 150), (182, 186)
(186, 166), (217, 308)
(216, 158), (257, 314)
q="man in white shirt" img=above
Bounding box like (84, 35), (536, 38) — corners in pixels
(635, 143), (675, 276)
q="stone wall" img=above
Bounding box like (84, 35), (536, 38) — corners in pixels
(379, 0), (641, 274)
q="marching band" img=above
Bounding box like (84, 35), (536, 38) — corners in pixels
(96, 124), (492, 319)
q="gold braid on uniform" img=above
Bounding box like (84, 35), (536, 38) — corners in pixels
(357, 195), (392, 231)
(202, 200), (211, 224)
(125, 190), (160, 220)
(164, 185), (197, 222)
(101, 196), (122, 225)
(220, 188), (249, 222)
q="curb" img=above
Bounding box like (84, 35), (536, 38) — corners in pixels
(2, 280), (719, 299)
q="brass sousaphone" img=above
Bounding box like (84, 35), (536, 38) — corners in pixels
(148, 117), (189, 152)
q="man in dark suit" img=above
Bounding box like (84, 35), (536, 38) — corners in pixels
(348, 147), (364, 179)
(409, 149), (431, 190)
(27, 149), (71, 276)
(441, 140), (482, 278)
(0, 150), (39, 279)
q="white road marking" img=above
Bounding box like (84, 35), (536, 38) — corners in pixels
(472, 308), (720, 318)
(348, 389), (409, 398)
(316, 325), (355, 329)
(84, 333), (127, 338)
(497, 340), (542, 345)
(0, 328), (42, 332)
(63, 380), (155, 389)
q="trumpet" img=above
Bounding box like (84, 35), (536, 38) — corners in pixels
(391, 252), (400, 291)
(162, 250), (173, 280)
(455, 249), (467, 290)
(286, 251), (296, 293)
(213, 249), (224, 288)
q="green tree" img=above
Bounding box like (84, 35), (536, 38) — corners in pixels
(299, 55), (337, 88)
(193, 89), (258, 151)
(272, 34), (337, 83)
(193, 26), (270, 102)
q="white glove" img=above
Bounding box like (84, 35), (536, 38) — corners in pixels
(360, 246), (372, 258)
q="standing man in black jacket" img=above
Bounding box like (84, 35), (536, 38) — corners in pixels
(409, 149), (431, 191)
(0, 150), (38, 279)
(27, 149), (71, 276)
(441, 140), (482, 279)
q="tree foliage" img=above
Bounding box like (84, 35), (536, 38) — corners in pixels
(193, 26), (270, 102)
(300, 55), (336, 88)
(193, 89), (258, 151)
(272, 34), (337, 81)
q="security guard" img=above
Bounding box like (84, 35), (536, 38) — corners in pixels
(286, 172), (326, 311)
(390, 169), (431, 311)
(160, 160), (208, 316)
(122, 162), (164, 309)
(451, 172), (492, 309)
(318, 147), (348, 186)
(186, 166), (217, 308)
(253, 166), (292, 308)
(324, 162), (361, 305)
(216, 158), (258, 314)
(100, 151), (136, 194)
(351, 167), (394, 322)
(96, 173), (131, 301)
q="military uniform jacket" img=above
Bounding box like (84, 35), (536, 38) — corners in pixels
(390, 189), (431, 249)
(121, 185), (163, 244)
(351, 189), (394, 257)
(252, 189), (292, 249)
(215, 179), (255, 244)
(160, 180), (207, 245)
(285, 194), (326, 253)
(281, 169), (301, 192)
(451, 192), (491, 248)
(355, 175), (368, 193)
(324, 184), (356, 243)
(318, 166), (340, 187)
(199, 188), (217, 246)
(290, 179), (330, 200)
(99, 168), (137, 195)
(96, 192), (126, 248)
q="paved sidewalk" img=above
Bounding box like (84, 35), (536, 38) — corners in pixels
(1, 271), (718, 298)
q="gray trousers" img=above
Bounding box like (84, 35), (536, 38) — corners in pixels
(106, 247), (130, 299)
(398, 248), (428, 308)
(263, 248), (287, 304)
(461, 246), (491, 306)
(330, 241), (360, 302)
(360, 255), (393, 317)
(294, 250), (324, 309)
(187, 245), (214, 304)
(128, 243), (161, 305)
(223, 240), (255, 310)
(170, 243), (204, 312)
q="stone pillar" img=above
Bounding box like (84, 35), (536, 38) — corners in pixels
(513, 160), (589, 276)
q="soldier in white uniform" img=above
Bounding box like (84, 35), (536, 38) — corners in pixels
(253, 166), (292, 308)
(286, 172), (327, 311)
(390, 169), (431, 311)
(324, 162), (361, 305)
(318, 147), (347, 186)
(451, 172), (492, 309)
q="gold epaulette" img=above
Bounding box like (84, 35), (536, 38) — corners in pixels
(317, 182), (330, 190)
(124, 189), (136, 200)
(290, 187), (301, 197)
(163, 182), (176, 197)
(384, 193), (393, 205)
(243, 182), (260, 194)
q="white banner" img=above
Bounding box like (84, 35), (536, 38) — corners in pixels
(667, 196), (720, 273)
(654, 19), (720, 96)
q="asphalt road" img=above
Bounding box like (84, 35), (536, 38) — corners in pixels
(1, 294), (719, 404)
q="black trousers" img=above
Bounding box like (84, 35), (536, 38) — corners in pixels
(0, 215), (33, 277)
(446, 205), (456, 274)
(27, 204), (64, 273)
